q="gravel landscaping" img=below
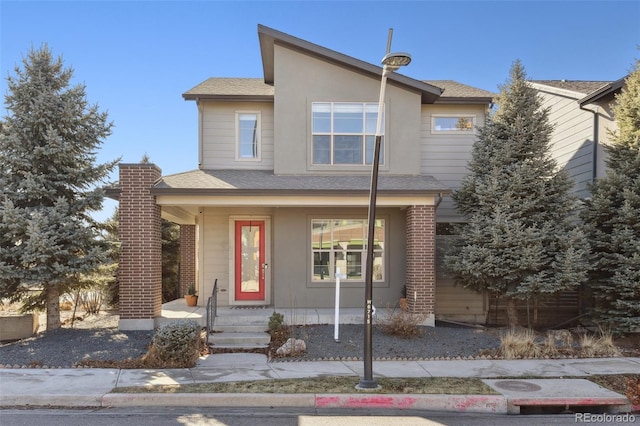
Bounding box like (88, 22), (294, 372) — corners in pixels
(2, 310), (638, 368)
(0, 310), (501, 367)
(275, 323), (501, 361)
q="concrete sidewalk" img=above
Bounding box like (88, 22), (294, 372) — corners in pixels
(1, 355), (638, 414)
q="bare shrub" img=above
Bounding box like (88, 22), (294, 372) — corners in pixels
(376, 309), (426, 339)
(79, 290), (103, 314)
(500, 328), (542, 359)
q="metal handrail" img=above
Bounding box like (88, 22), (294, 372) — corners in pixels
(205, 278), (218, 345)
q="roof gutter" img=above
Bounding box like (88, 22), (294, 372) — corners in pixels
(150, 187), (451, 197)
(577, 74), (626, 184)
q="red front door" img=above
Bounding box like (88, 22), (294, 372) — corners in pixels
(235, 220), (266, 301)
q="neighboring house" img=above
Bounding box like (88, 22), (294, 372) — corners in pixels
(529, 78), (625, 198)
(483, 78), (627, 327)
(108, 25), (494, 330)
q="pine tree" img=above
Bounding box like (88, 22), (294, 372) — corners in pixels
(582, 59), (640, 333)
(446, 60), (590, 327)
(162, 220), (180, 303)
(0, 46), (117, 330)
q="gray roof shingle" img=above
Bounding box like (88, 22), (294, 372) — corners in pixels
(183, 77), (492, 101)
(183, 78), (274, 98)
(152, 169), (449, 194)
(424, 80), (495, 99)
(529, 80), (611, 95)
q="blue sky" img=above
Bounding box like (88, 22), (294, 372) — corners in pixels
(1, 1), (639, 220)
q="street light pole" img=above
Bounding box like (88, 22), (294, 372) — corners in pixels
(358, 29), (411, 390)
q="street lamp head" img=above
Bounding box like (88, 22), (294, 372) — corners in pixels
(381, 52), (412, 72)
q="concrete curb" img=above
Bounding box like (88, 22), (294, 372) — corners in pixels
(314, 394), (507, 413)
(7, 392), (508, 413)
(1, 394), (106, 407)
(102, 392), (315, 408)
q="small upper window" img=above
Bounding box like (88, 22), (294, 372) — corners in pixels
(432, 115), (475, 134)
(237, 112), (261, 160)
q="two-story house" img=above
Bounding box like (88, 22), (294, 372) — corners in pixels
(109, 25), (493, 330)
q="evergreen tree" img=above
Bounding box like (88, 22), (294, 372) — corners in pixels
(162, 220), (180, 303)
(0, 46), (117, 330)
(446, 60), (590, 327)
(582, 60), (640, 333)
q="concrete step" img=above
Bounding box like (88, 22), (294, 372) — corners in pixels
(208, 331), (271, 349)
(212, 324), (268, 333)
(212, 314), (271, 327)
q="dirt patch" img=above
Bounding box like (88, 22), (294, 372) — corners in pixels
(112, 376), (499, 395)
(590, 374), (640, 405)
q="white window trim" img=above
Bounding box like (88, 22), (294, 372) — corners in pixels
(236, 111), (262, 161)
(311, 102), (384, 166)
(431, 114), (476, 135)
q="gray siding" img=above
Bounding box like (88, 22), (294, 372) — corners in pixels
(273, 45), (422, 175)
(272, 207), (406, 309)
(200, 102), (274, 170)
(435, 236), (487, 323)
(198, 206), (407, 309)
(420, 104), (487, 222)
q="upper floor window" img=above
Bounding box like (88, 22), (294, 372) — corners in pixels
(432, 115), (475, 134)
(237, 112), (261, 160)
(312, 102), (384, 165)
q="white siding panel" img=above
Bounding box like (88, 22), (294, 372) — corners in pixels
(201, 212), (230, 306)
(536, 91), (594, 197)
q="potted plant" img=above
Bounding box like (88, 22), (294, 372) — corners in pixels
(185, 283), (198, 307)
(399, 285), (408, 311)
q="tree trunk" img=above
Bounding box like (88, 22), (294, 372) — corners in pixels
(506, 297), (519, 328)
(46, 285), (61, 331)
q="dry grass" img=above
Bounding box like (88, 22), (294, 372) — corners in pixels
(499, 327), (623, 360)
(579, 329), (621, 358)
(112, 376), (499, 395)
(499, 328), (543, 359)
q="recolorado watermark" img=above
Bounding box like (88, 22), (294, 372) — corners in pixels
(575, 413), (636, 423)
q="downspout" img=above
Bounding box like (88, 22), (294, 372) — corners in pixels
(197, 100), (203, 168)
(434, 192), (444, 208)
(579, 104), (600, 184)
(578, 104), (599, 319)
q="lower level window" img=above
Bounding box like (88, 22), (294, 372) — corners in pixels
(311, 219), (384, 281)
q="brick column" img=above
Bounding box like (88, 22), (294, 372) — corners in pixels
(406, 205), (436, 326)
(118, 163), (162, 330)
(179, 225), (196, 297)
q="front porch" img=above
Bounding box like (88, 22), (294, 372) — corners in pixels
(111, 164), (443, 330)
(158, 298), (366, 328)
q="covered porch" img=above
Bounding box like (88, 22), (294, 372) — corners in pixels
(111, 164), (448, 330)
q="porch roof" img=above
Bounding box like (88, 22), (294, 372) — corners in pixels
(151, 169), (450, 196)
